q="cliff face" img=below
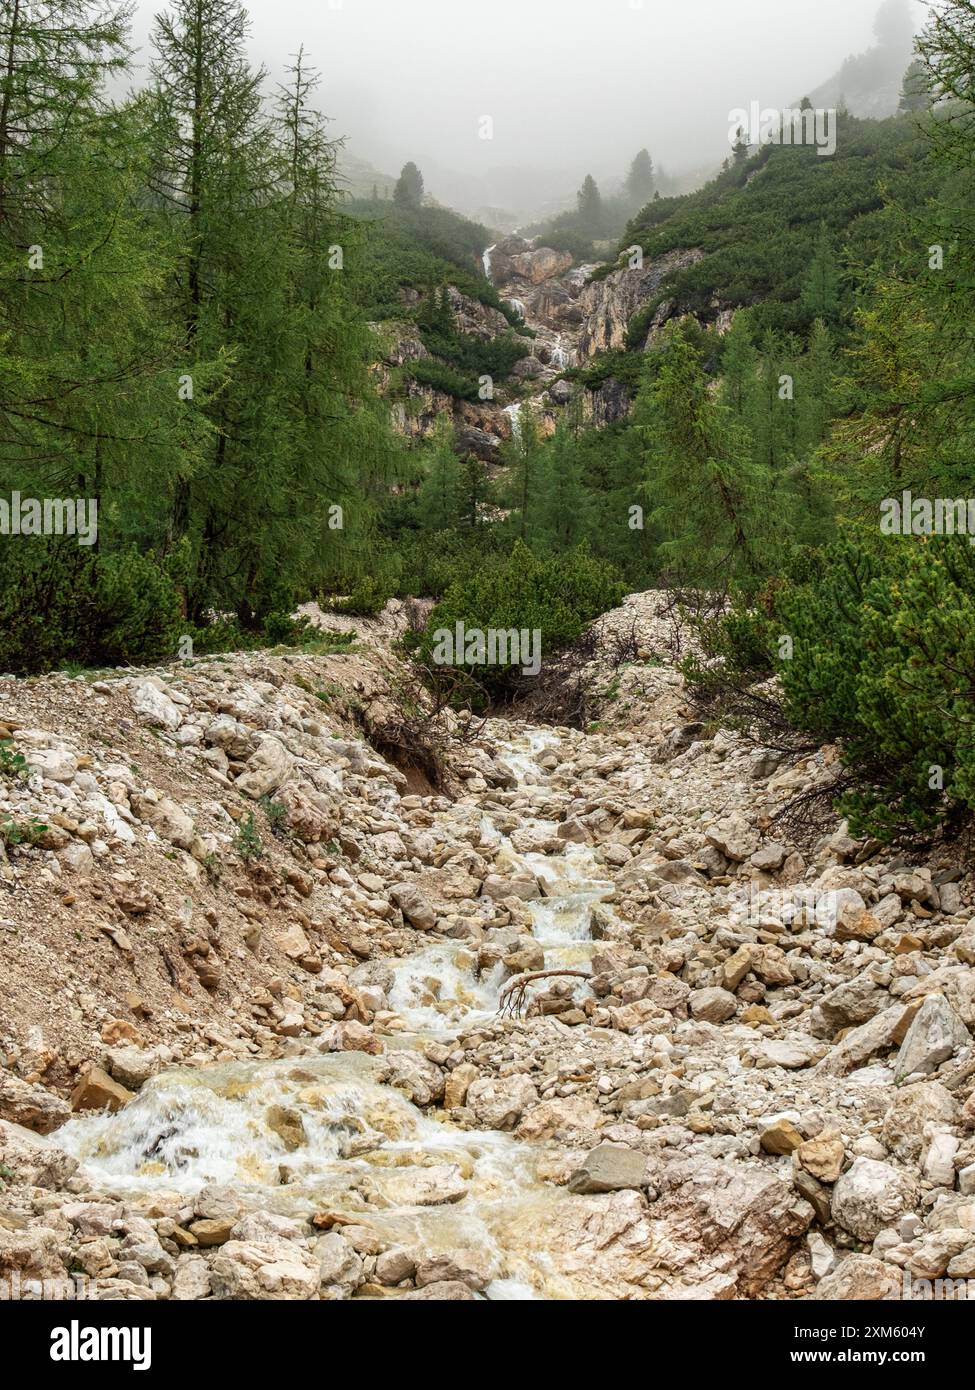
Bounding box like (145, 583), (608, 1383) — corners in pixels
(375, 232), (709, 443)
(576, 248), (705, 360)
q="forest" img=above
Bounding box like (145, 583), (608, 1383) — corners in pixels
(2, 0), (975, 843)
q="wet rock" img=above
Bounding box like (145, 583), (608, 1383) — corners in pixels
(482, 874), (540, 902)
(443, 1062), (479, 1110)
(381, 1165), (467, 1207)
(70, 1066), (134, 1114)
(415, 1249), (492, 1290)
(399, 1279), (475, 1300)
(466, 1074), (539, 1130)
(386, 1053), (444, 1107)
(265, 1105), (307, 1151)
(389, 883), (436, 931)
(568, 1142), (648, 1193)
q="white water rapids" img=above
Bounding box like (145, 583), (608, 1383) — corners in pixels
(58, 728), (621, 1300)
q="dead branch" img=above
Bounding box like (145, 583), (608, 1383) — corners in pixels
(498, 968), (590, 1019)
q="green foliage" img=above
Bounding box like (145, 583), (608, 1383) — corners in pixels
(411, 541), (626, 701)
(620, 115), (933, 344)
(0, 741), (28, 781)
(260, 796), (288, 837)
(0, 816), (48, 848)
(0, 546), (182, 676)
(772, 538), (975, 842)
(232, 813), (264, 861)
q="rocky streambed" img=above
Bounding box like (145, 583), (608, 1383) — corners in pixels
(2, 593), (975, 1301)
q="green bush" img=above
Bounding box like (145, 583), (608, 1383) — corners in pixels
(0, 544), (182, 675)
(411, 541), (626, 702)
(776, 536), (975, 842)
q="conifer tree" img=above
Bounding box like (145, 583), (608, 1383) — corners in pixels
(576, 174), (602, 235)
(800, 223), (841, 326)
(635, 321), (770, 585)
(394, 161), (424, 208)
(417, 419), (465, 533)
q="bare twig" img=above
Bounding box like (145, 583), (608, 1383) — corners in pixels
(498, 969), (590, 1019)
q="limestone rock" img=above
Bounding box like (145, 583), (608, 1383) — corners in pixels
(567, 1142), (648, 1193)
(813, 1254), (899, 1300)
(70, 1066), (134, 1113)
(831, 1158), (918, 1241)
(465, 1074), (539, 1130)
(0, 1070), (70, 1135)
(208, 1238), (320, 1300)
(389, 882), (436, 931)
(796, 1131), (845, 1184)
(235, 737), (294, 800)
(893, 993), (971, 1082)
(689, 987), (737, 1023)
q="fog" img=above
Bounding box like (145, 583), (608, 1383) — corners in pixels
(126, 0), (929, 224)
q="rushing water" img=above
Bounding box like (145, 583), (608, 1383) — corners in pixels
(59, 727), (613, 1299)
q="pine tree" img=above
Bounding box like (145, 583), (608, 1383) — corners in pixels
(0, 2), (197, 528)
(800, 222), (841, 326)
(501, 406), (545, 542)
(898, 59), (930, 112)
(624, 149), (654, 208)
(394, 161), (423, 208)
(576, 174), (602, 235)
(635, 321), (772, 585)
(718, 310), (759, 423)
(534, 425), (592, 551)
(417, 419), (465, 532)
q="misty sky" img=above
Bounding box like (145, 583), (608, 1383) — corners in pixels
(126, 0), (928, 218)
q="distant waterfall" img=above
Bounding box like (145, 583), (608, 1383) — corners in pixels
(482, 244), (497, 280)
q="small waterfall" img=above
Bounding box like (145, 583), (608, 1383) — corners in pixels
(482, 243), (497, 280)
(504, 402), (524, 444)
(550, 338), (571, 370)
(505, 297), (527, 318)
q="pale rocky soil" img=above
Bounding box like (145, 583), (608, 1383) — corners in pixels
(2, 591), (975, 1301)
